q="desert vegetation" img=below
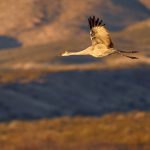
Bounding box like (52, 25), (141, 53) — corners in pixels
(0, 112), (150, 150)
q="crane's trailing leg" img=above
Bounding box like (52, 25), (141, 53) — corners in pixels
(118, 50), (138, 53)
(116, 50), (138, 59)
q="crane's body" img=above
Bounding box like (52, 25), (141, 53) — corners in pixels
(61, 16), (138, 59)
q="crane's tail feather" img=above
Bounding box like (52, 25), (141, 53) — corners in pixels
(116, 51), (138, 59)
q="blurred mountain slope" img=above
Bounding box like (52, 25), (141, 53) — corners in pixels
(140, 0), (150, 9)
(0, 0), (149, 47)
(113, 18), (150, 51)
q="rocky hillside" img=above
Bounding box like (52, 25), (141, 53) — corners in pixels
(0, 0), (150, 47)
(140, 0), (150, 9)
(113, 18), (150, 51)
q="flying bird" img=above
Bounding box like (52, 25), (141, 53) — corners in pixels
(61, 16), (138, 59)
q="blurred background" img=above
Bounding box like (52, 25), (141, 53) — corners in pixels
(0, 0), (150, 149)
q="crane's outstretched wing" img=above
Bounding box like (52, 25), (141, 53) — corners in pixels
(88, 16), (114, 48)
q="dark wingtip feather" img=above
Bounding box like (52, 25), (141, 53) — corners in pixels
(92, 16), (95, 27)
(95, 18), (99, 26)
(98, 20), (103, 26)
(88, 17), (92, 29)
(88, 16), (105, 29)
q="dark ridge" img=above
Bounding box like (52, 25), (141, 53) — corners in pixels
(0, 67), (150, 121)
(0, 36), (22, 49)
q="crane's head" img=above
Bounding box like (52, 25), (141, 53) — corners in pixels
(61, 51), (69, 56)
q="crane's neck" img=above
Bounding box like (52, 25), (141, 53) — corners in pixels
(62, 50), (88, 56)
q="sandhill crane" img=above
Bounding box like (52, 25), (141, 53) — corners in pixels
(61, 16), (138, 59)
